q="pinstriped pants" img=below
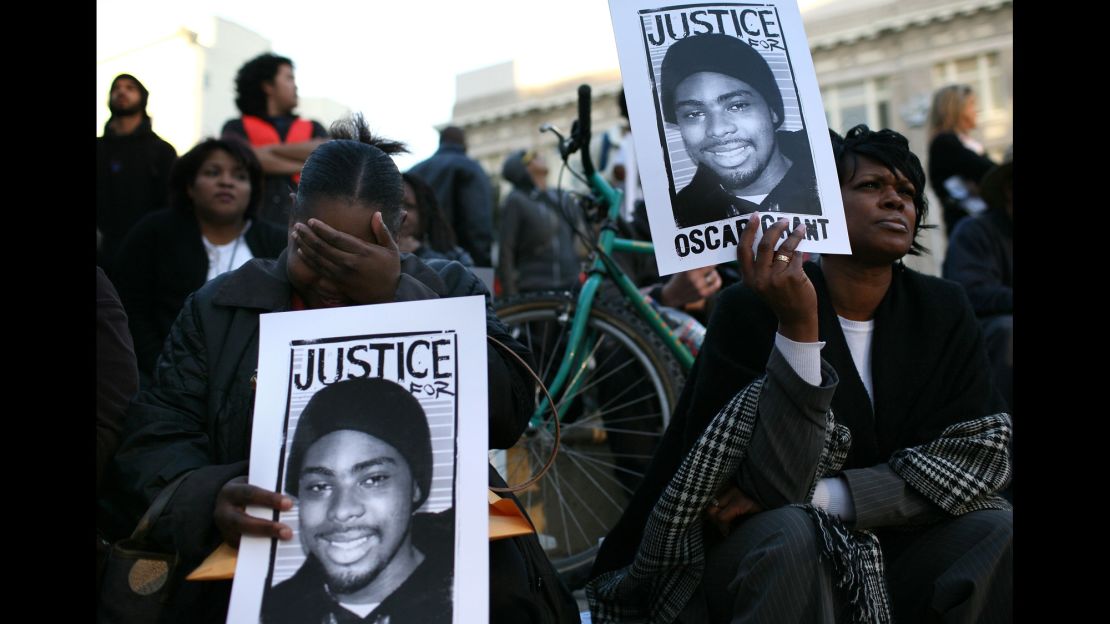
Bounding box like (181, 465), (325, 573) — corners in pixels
(690, 507), (1012, 623)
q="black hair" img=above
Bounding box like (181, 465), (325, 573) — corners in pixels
(169, 138), (263, 219)
(401, 172), (459, 253)
(830, 125), (932, 256)
(292, 113), (410, 233)
(233, 53), (293, 117)
(439, 126), (466, 147)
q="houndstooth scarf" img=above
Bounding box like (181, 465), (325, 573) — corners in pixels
(586, 377), (1012, 624)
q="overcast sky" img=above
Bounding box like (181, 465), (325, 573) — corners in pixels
(97, 0), (824, 167)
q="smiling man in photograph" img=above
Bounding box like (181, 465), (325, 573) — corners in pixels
(660, 34), (821, 228)
(261, 377), (453, 624)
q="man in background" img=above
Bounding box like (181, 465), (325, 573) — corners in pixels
(97, 73), (177, 274)
(408, 126), (494, 267)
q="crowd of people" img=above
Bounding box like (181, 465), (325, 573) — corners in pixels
(96, 47), (1011, 624)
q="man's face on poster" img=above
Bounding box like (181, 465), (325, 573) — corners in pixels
(296, 429), (421, 594)
(673, 71), (781, 193)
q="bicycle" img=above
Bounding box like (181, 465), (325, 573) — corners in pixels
(492, 85), (698, 589)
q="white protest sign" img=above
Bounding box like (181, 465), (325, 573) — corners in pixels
(228, 296), (488, 624)
(609, 0), (851, 275)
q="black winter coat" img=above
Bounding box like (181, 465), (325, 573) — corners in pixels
(408, 144), (494, 267)
(96, 118), (178, 272)
(112, 208), (287, 378)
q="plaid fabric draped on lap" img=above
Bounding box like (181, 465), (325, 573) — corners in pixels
(586, 376), (1012, 624)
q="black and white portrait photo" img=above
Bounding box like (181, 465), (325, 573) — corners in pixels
(261, 376), (454, 624)
(657, 31), (821, 227)
(610, 0), (850, 274)
(227, 297), (490, 624)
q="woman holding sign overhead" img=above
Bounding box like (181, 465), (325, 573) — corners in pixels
(588, 126), (1011, 624)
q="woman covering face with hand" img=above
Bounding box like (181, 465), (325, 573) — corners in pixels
(112, 138), (287, 381)
(588, 125), (1012, 624)
(99, 114), (582, 624)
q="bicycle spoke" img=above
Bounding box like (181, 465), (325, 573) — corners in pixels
(547, 453), (586, 555)
(559, 447), (650, 486)
(560, 351), (642, 406)
(526, 433), (624, 548)
(540, 318), (569, 383)
(555, 449), (657, 460)
(563, 411), (664, 429)
(593, 395), (665, 420)
(558, 444), (630, 513)
(555, 457), (618, 532)
(586, 427), (662, 437)
(495, 295), (686, 583)
(525, 441), (573, 553)
(558, 333), (607, 409)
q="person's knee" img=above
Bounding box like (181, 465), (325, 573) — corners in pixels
(703, 507), (834, 622)
(968, 509), (1012, 553)
(724, 507), (821, 573)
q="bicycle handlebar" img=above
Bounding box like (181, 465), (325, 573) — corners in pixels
(577, 84), (594, 178)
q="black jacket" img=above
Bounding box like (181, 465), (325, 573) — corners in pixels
(591, 262), (1004, 580)
(927, 132), (996, 235)
(262, 511), (455, 624)
(497, 154), (584, 296)
(672, 128), (821, 228)
(112, 208), (287, 378)
(942, 207), (1013, 318)
(408, 145), (494, 267)
(96, 267), (139, 495)
(97, 118), (178, 273)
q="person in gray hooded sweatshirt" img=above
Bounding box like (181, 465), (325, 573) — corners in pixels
(497, 150), (586, 296)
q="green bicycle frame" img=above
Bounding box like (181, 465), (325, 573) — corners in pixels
(532, 171), (696, 424)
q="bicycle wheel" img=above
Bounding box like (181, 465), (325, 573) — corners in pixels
(493, 290), (686, 589)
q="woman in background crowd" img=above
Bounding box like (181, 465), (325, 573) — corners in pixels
(927, 84), (996, 237)
(113, 138), (286, 381)
(398, 172), (474, 266)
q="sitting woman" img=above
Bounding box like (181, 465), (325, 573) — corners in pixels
(587, 126), (1012, 624)
(99, 115), (581, 623)
(397, 172), (475, 266)
(113, 138), (286, 380)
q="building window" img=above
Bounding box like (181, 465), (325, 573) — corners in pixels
(932, 51), (1007, 115)
(821, 77), (891, 134)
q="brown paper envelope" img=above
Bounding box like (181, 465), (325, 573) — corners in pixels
(489, 490), (535, 541)
(186, 541), (237, 581)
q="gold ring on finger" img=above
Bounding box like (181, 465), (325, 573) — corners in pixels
(774, 253), (792, 264)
